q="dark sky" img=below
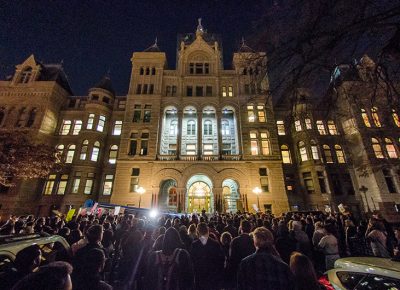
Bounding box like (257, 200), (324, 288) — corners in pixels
(0, 1), (264, 95)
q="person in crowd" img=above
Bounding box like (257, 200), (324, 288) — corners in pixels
(365, 218), (391, 258)
(187, 224), (198, 240)
(118, 230), (144, 283)
(179, 225), (192, 250)
(318, 224), (340, 270)
(392, 227), (400, 260)
(145, 227), (193, 290)
(305, 216), (315, 242)
(344, 219), (357, 255)
(190, 222), (224, 290)
(223, 219), (237, 238)
(12, 261), (73, 290)
(312, 221), (326, 247)
(237, 227), (295, 290)
(290, 252), (323, 290)
(275, 221), (297, 264)
(292, 220), (313, 257)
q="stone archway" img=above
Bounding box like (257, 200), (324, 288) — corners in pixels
(159, 179), (178, 211)
(186, 174), (214, 213)
(222, 179), (241, 213)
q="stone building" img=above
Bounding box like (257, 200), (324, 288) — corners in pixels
(0, 22), (399, 220)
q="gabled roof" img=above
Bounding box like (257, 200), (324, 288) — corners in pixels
(92, 75), (115, 95)
(37, 62), (73, 95)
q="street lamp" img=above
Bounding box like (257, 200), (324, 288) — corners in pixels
(252, 187), (262, 212)
(137, 186), (145, 208)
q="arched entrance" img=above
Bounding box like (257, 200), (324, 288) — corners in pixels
(222, 179), (241, 213)
(186, 175), (214, 213)
(159, 179), (178, 211)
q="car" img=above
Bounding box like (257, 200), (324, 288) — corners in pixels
(319, 257), (400, 289)
(0, 233), (71, 273)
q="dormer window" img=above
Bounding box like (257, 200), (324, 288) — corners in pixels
(189, 62), (209, 74)
(19, 67), (32, 83)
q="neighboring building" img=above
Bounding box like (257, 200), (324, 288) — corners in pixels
(0, 22), (399, 221)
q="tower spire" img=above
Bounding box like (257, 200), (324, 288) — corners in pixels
(196, 18), (204, 37)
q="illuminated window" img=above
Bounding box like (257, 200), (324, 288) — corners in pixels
(80, 140), (89, 160)
(392, 109), (400, 127)
(87, 113), (95, 129)
(327, 120), (338, 135)
(57, 174), (68, 195)
(56, 144), (64, 162)
(295, 120), (302, 132)
(260, 132), (270, 155)
(143, 105), (151, 123)
(323, 145), (333, 163)
(169, 120), (178, 135)
(316, 120), (327, 135)
(281, 145), (292, 164)
(84, 175), (94, 195)
(385, 138), (398, 158)
(371, 107), (381, 127)
(71, 172), (81, 194)
(187, 120), (196, 135)
(310, 140), (319, 160)
(140, 132), (149, 156)
(305, 118), (312, 129)
(91, 141), (100, 162)
(203, 120), (213, 135)
(257, 104), (266, 122)
(247, 104), (255, 122)
(203, 144), (213, 155)
(222, 86), (227, 97)
(221, 120), (230, 135)
(72, 120), (82, 135)
(228, 86), (233, 97)
(43, 174), (56, 195)
(103, 174), (114, 195)
(133, 105), (141, 122)
(277, 120), (285, 135)
(372, 138), (384, 158)
(186, 144), (196, 155)
(299, 141), (308, 161)
(250, 131), (258, 155)
(113, 120), (122, 135)
(361, 108), (371, 127)
(65, 145), (76, 163)
(335, 145), (346, 163)
(109, 145), (118, 164)
(97, 115), (106, 132)
(60, 120), (71, 135)
(302, 172), (314, 194)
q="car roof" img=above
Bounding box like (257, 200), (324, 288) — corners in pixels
(334, 257), (400, 279)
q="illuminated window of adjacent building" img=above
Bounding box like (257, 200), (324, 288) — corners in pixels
(187, 120), (196, 135)
(328, 120), (338, 135)
(129, 132), (138, 156)
(133, 105), (141, 122)
(71, 172), (81, 194)
(57, 174), (68, 195)
(72, 120), (82, 135)
(257, 104), (266, 122)
(91, 141), (100, 162)
(247, 104), (255, 122)
(299, 141), (308, 161)
(385, 138), (398, 158)
(259, 168), (269, 192)
(371, 107), (381, 127)
(186, 144), (196, 155)
(203, 120), (212, 135)
(361, 108), (371, 127)
(140, 132), (149, 156)
(103, 174), (114, 195)
(80, 140), (89, 160)
(228, 86), (233, 97)
(316, 120), (327, 135)
(60, 120), (71, 135)
(295, 120), (302, 132)
(383, 169), (397, 193)
(118, 100), (126, 109)
(285, 174), (295, 194)
(143, 105), (152, 123)
(310, 140), (319, 160)
(372, 138), (384, 158)
(84, 173), (94, 195)
(392, 109), (400, 127)
(109, 145), (118, 164)
(302, 172), (314, 194)
(113, 120), (122, 135)
(43, 174), (56, 195)
(335, 144), (346, 163)
(97, 115), (106, 132)
(222, 86), (227, 97)
(323, 144), (333, 163)
(19, 67), (32, 83)
(281, 145), (292, 164)
(130, 168), (140, 192)
(56, 144), (64, 162)
(65, 145), (76, 164)
(260, 132), (270, 155)
(87, 114), (95, 129)
(305, 118), (312, 129)
(250, 131), (259, 155)
(277, 120), (285, 135)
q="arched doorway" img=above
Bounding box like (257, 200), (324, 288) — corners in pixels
(186, 175), (214, 213)
(222, 179), (241, 213)
(159, 179), (178, 211)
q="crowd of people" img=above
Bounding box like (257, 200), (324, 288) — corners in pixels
(0, 209), (399, 290)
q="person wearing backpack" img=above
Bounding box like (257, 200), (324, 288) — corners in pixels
(145, 227), (194, 290)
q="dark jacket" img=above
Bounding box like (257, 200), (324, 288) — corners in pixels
(190, 237), (225, 290)
(237, 248), (295, 290)
(229, 233), (255, 275)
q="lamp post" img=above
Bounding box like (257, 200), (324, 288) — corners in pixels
(252, 187), (262, 212)
(137, 187), (145, 208)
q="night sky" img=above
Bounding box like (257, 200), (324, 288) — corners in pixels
(0, 1), (263, 95)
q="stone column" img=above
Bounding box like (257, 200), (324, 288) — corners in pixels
(216, 111), (222, 158)
(197, 112), (202, 158)
(213, 187), (223, 213)
(177, 109), (183, 157)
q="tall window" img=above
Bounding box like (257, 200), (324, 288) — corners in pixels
(187, 120), (196, 135)
(57, 174), (68, 195)
(222, 86), (227, 97)
(361, 108), (371, 127)
(305, 118), (312, 129)
(281, 145), (292, 164)
(87, 114), (95, 129)
(84, 173), (94, 195)
(66, 145), (76, 163)
(143, 105), (151, 123)
(372, 138), (384, 158)
(260, 132), (270, 155)
(80, 140), (89, 160)
(113, 120), (122, 135)
(26, 108), (37, 127)
(91, 141), (100, 162)
(317, 171), (327, 193)
(221, 120), (230, 135)
(130, 168), (140, 192)
(43, 174), (56, 195)
(72, 120), (82, 135)
(310, 140), (319, 160)
(385, 138), (398, 158)
(97, 115), (106, 132)
(186, 144), (196, 155)
(140, 132), (149, 155)
(189, 62), (209, 74)
(71, 172), (81, 194)
(228, 86), (233, 97)
(56, 144), (64, 162)
(168, 187), (178, 206)
(204, 120), (212, 135)
(257, 104), (266, 122)
(335, 145), (346, 163)
(103, 174), (114, 195)
(60, 120), (71, 135)
(19, 67), (32, 83)
(129, 132), (138, 156)
(295, 120), (302, 132)
(299, 141), (308, 161)
(250, 131), (259, 155)
(392, 109), (400, 127)
(323, 144), (333, 163)
(316, 120), (327, 135)
(383, 169), (397, 193)
(277, 120), (285, 135)
(133, 105), (141, 122)
(247, 104), (255, 122)
(109, 145), (118, 164)
(16, 108), (27, 127)
(169, 120), (178, 135)
(327, 120), (338, 135)
(371, 107), (381, 127)
(302, 172), (315, 194)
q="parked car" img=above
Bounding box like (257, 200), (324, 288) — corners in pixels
(319, 257), (400, 289)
